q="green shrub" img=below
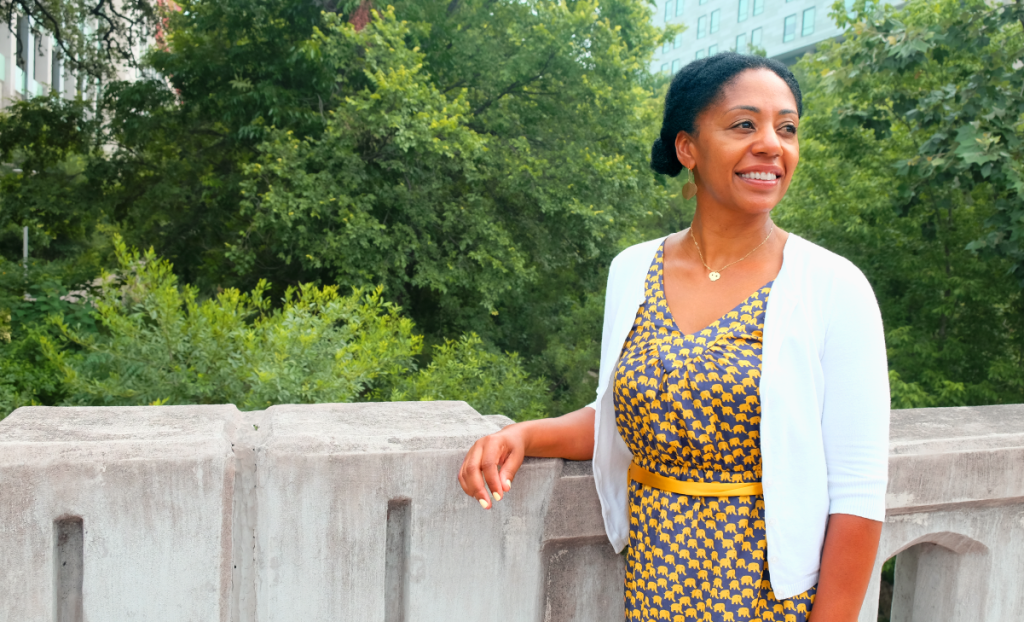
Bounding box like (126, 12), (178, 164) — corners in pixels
(42, 238), (422, 410)
(387, 333), (550, 421)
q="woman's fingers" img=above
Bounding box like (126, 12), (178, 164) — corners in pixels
(498, 444), (525, 494)
(480, 450), (505, 504)
(458, 442), (492, 508)
(458, 432), (524, 510)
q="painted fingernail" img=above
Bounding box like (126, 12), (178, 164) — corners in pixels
(479, 498), (489, 509)
(493, 491), (502, 502)
(505, 479), (512, 489)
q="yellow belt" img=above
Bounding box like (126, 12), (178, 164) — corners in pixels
(628, 462), (763, 497)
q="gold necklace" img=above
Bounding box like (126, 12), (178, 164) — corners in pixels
(691, 224), (775, 282)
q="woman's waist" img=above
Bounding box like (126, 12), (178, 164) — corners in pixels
(631, 456), (762, 486)
(629, 461), (763, 497)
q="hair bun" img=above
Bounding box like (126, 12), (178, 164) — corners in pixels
(650, 137), (683, 177)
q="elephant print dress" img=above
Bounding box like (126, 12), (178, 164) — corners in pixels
(613, 242), (816, 622)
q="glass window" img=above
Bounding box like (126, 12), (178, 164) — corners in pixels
(738, 0), (749, 22)
(661, 63), (670, 73)
(672, 58), (682, 73)
(708, 44), (718, 55)
(697, 15), (708, 39)
(710, 9), (721, 33)
(664, 40), (671, 53)
(676, 0), (685, 16)
(802, 7), (816, 36)
(783, 14), (797, 42)
(696, 48), (707, 59)
(674, 33), (684, 48)
(665, 0), (674, 20)
(751, 27), (763, 48)
(735, 33), (747, 54)
(699, 0), (708, 4)
(753, 0), (764, 16)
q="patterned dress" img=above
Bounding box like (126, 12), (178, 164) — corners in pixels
(613, 242), (816, 622)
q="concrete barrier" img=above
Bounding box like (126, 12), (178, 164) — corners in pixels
(1, 401), (1021, 621)
(0, 405), (239, 622)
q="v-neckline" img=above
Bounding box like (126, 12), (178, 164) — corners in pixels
(654, 239), (774, 340)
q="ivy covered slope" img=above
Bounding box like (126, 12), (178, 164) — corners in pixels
(778, 0), (1024, 407)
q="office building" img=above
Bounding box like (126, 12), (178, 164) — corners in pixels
(0, 16), (149, 111)
(653, 0), (891, 73)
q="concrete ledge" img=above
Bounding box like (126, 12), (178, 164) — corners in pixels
(2, 402), (1022, 621)
(0, 405), (240, 622)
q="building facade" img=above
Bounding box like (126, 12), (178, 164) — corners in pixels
(652, 0), (889, 72)
(0, 15), (152, 112)
(0, 18), (84, 110)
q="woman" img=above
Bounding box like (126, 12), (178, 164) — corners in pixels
(458, 53), (890, 622)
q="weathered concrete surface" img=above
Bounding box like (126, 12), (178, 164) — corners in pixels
(0, 405), (240, 622)
(252, 401), (562, 622)
(858, 404), (1024, 622)
(2, 401), (1022, 622)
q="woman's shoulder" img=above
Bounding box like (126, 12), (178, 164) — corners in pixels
(609, 236), (668, 274)
(785, 234), (879, 320)
(786, 233), (871, 288)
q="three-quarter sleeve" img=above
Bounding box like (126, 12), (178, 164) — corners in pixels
(819, 262), (891, 521)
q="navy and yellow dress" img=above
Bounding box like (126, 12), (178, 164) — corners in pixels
(613, 242), (816, 622)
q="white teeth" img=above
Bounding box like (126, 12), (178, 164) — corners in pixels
(740, 171), (779, 181)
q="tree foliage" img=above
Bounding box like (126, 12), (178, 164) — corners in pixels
(3, 0), (1023, 419)
(1, 0), (673, 418)
(826, 0), (1024, 280)
(42, 238), (422, 410)
(33, 238), (552, 417)
(777, 0), (1024, 407)
(386, 332), (550, 421)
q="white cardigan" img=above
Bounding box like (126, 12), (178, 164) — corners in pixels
(589, 233), (890, 599)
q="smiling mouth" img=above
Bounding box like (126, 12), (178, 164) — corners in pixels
(738, 172), (781, 181)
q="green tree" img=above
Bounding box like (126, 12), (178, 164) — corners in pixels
(826, 0), (1024, 280)
(778, 0), (1024, 407)
(1, 0), (673, 417)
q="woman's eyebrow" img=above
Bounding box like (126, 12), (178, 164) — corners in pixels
(727, 105), (798, 115)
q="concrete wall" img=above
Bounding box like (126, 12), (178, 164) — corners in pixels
(1, 401), (1021, 621)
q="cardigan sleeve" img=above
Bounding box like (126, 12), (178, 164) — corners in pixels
(819, 261), (891, 521)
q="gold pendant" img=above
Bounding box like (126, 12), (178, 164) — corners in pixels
(708, 271), (721, 281)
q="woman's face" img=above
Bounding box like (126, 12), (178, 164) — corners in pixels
(675, 68), (800, 217)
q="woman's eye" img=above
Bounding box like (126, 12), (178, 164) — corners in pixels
(735, 121), (754, 130)
(781, 124), (798, 134)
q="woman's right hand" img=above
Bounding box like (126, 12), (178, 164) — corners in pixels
(457, 406), (597, 510)
(457, 425), (527, 510)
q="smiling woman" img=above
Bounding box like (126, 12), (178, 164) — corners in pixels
(459, 53), (891, 622)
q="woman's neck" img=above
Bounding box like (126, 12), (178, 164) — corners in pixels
(687, 208), (776, 268)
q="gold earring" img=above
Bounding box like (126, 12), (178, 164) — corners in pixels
(681, 167), (697, 200)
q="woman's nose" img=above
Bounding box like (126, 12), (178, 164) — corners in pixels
(752, 127), (783, 157)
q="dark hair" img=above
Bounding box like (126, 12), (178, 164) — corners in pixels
(650, 53), (803, 177)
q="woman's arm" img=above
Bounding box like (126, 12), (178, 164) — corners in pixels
(813, 262), (890, 618)
(808, 514), (883, 622)
(457, 406), (595, 509)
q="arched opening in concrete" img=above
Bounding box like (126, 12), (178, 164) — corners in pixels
(877, 556), (895, 622)
(885, 532), (990, 622)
